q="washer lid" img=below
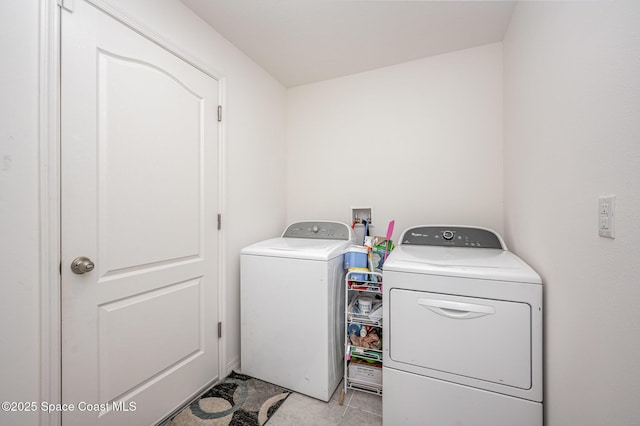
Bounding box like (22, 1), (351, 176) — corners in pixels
(241, 236), (352, 261)
(384, 245), (541, 284)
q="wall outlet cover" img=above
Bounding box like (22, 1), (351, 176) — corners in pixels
(598, 195), (615, 239)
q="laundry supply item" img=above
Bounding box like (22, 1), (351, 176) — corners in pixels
(344, 245), (368, 269)
(383, 220), (395, 263)
(347, 293), (383, 324)
(347, 267), (369, 281)
(357, 295), (373, 313)
(348, 360), (382, 387)
(347, 323), (361, 337)
(348, 327), (381, 350)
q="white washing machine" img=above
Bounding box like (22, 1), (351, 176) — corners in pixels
(383, 225), (543, 426)
(240, 221), (355, 401)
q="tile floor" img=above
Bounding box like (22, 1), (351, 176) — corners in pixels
(267, 382), (382, 426)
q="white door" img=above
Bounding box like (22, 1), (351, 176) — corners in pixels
(61, 2), (219, 425)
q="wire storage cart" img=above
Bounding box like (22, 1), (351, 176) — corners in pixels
(339, 270), (383, 404)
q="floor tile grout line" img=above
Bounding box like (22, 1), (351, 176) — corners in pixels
(273, 388), (382, 423)
(339, 403), (349, 418)
(331, 389), (353, 419)
(340, 391), (352, 418)
(343, 391), (382, 417)
(351, 407), (383, 417)
(344, 398), (382, 417)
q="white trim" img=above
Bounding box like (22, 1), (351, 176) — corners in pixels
(85, 0), (225, 81)
(57, 0), (74, 12)
(226, 356), (241, 375)
(39, 0), (61, 425)
(217, 79), (229, 378)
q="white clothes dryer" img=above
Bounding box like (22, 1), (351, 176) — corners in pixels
(383, 225), (543, 426)
(241, 221), (355, 401)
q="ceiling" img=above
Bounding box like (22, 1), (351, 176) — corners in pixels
(181, 0), (516, 87)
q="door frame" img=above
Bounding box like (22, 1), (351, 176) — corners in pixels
(39, 1), (227, 425)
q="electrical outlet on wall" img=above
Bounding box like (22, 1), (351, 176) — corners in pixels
(598, 195), (616, 238)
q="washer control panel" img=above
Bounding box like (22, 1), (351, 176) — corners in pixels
(400, 226), (504, 249)
(283, 221), (352, 240)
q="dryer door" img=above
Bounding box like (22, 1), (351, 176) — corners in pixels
(388, 289), (531, 389)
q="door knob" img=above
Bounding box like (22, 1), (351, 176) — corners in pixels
(71, 257), (95, 274)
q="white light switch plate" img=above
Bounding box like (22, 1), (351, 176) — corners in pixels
(598, 195), (615, 238)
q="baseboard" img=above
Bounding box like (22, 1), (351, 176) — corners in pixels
(226, 356), (240, 375)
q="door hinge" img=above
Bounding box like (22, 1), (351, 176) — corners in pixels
(57, 0), (74, 12)
(217, 213), (222, 230)
(217, 105), (222, 122)
(218, 322), (222, 339)
(59, 262), (62, 275)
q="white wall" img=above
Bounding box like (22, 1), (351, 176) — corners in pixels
(503, 1), (640, 424)
(0, 2), (286, 423)
(0, 1), (41, 425)
(286, 43), (504, 241)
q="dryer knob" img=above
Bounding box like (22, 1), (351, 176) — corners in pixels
(442, 230), (454, 240)
(311, 225), (319, 233)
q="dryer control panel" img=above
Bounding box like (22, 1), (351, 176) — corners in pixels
(283, 221), (353, 240)
(400, 226), (504, 249)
